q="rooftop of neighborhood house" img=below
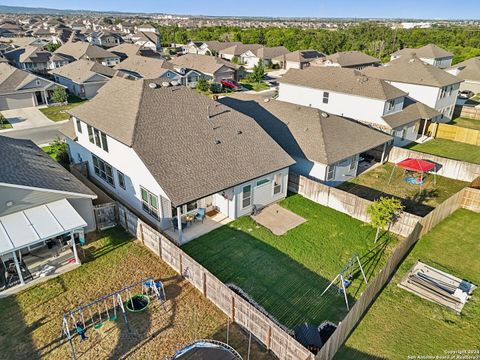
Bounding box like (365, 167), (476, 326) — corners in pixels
(391, 44), (453, 59)
(220, 93), (392, 165)
(0, 63), (53, 94)
(68, 78), (294, 206)
(168, 53), (239, 76)
(109, 43), (156, 59)
(279, 66), (407, 100)
(448, 57), (480, 82)
(363, 57), (462, 87)
(113, 55), (170, 78)
(132, 31), (159, 44)
(273, 49), (325, 63)
(0, 136), (96, 203)
(254, 46), (290, 59)
(324, 50), (380, 67)
(382, 97), (441, 128)
(219, 43), (264, 56)
(201, 40), (242, 52)
(50, 59), (115, 83)
(54, 41), (118, 60)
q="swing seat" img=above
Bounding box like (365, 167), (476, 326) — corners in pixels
(109, 315), (117, 322)
(94, 322), (103, 330)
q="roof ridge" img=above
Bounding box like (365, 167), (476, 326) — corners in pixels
(314, 109), (330, 163)
(130, 79), (148, 146)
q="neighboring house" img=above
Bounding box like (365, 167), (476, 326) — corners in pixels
(109, 43), (161, 61)
(446, 57), (480, 94)
(0, 136), (97, 291)
(113, 55), (180, 80)
(227, 45), (290, 69)
(0, 23), (24, 38)
(390, 44), (453, 69)
(363, 57), (463, 122)
(315, 51), (381, 69)
(87, 31), (123, 48)
(64, 78), (293, 240)
(272, 49), (325, 70)
(5, 45), (69, 72)
(219, 43), (263, 63)
(185, 40), (242, 56)
(135, 24), (157, 33)
(0, 63), (63, 110)
(168, 53), (245, 82)
(50, 59), (115, 99)
(221, 94), (392, 185)
(130, 31), (161, 52)
(54, 41), (120, 66)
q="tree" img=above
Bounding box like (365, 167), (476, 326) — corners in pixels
(44, 42), (61, 52)
(48, 136), (70, 168)
(250, 59), (265, 83)
(51, 86), (68, 103)
(195, 77), (210, 92)
(231, 56), (240, 65)
(367, 197), (404, 243)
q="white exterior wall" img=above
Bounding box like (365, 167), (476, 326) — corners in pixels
(68, 198), (96, 233)
(291, 155), (359, 185)
(391, 121), (420, 147)
(278, 83), (390, 127)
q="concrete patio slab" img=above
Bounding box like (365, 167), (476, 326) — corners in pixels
(252, 203), (306, 235)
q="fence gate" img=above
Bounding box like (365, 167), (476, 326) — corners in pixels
(94, 203), (117, 230)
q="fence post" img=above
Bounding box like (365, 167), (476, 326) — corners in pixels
(267, 325), (272, 350)
(202, 272), (207, 297)
(179, 252), (183, 275)
(230, 295), (235, 321)
(123, 209), (128, 233)
(139, 223), (145, 245)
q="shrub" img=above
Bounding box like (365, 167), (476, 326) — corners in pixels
(210, 82), (223, 94)
(196, 77), (210, 92)
(51, 86), (68, 103)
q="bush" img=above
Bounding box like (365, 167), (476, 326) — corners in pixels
(48, 137), (70, 168)
(51, 86), (68, 103)
(210, 82), (223, 94)
(45, 42), (61, 52)
(196, 77), (210, 92)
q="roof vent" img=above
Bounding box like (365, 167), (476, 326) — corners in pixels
(170, 80), (179, 86)
(321, 112), (329, 118)
(63, 177), (71, 182)
(162, 81), (170, 87)
(237, 130), (243, 135)
(214, 139), (221, 145)
(5, 201), (14, 207)
(263, 98), (270, 103)
(148, 82), (157, 89)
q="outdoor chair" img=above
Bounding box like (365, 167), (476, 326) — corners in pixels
(195, 208), (206, 223)
(172, 217), (188, 231)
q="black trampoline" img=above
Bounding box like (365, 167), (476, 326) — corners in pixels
(171, 340), (243, 360)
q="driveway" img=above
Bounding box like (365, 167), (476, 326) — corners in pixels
(1, 107), (54, 131)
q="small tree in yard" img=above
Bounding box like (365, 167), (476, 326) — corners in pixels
(250, 59), (265, 83)
(367, 196), (404, 243)
(196, 77), (210, 93)
(51, 86), (68, 103)
(48, 137), (70, 168)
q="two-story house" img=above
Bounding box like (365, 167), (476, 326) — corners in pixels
(87, 31), (123, 48)
(5, 45), (69, 72)
(390, 44), (453, 69)
(185, 41), (242, 56)
(237, 46), (290, 69)
(315, 51), (380, 70)
(64, 78), (294, 242)
(277, 66), (437, 146)
(363, 57), (463, 122)
(446, 57), (480, 94)
(54, 41), (121, 67)
(272, 49), (325, 70)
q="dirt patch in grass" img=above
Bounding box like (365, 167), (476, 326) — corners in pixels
(337, 163), (468, 216)
(0, 228), (274, 360)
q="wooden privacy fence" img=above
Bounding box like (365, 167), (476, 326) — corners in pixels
(315, 187), (480, 360)
(457, 105), (480, 120)
(388, 146), (480, 182)
(117, 204), (314, 360)
(288, 173), (421, 237)
(429, 122), (480, 146)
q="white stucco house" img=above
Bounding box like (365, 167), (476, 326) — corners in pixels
(363, 57), (463, 122)
(390, 44), (453, 69)
(221, 94), (392, 185)
(64, 78), (294, 243)
(277, 66), (438, 146)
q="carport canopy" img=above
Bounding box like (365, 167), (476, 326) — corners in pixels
(0, 199), (87, 256)
(395, 158), (436, 173)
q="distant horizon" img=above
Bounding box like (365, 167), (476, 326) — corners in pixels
(1, 1), (479, 20)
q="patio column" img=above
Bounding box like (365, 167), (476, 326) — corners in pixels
(422, 119), (429, 138)
(176, 207), (183, 243)
(380, 142), (388, 164)
(43, 90), (49, 105)
(12, 251), (24, 285)
(71, 231), (80, 265)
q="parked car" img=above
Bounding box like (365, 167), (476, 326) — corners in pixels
(458, 90), (474, 99)
(220, 79), (241, 91)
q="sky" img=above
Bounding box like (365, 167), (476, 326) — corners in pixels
(3, 0), (480, 20)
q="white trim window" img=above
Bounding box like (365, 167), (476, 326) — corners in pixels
(349, 156), (356, 171)
(92, 154), (114, 187)
(140, 186), (159, 219)
(117, 170), (126, 189)
(242, 185), (252, 209)
(386, 99), (395, 112)
(87, 124), (109, 152)
(273, 173), (283, 195)
(323, 91), (329, 104)
(76, 119), (82, 133)
(326, 165), (335, 181)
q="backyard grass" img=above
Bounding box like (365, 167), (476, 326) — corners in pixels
(39, 96), (87, 122)
(0, 227), (273, 360)
(239, 79), (270, 92)
(450, 117), (480, 130)
(183, 194), (398, 329)
(336, 209), (480, 360)
(337, 163), (468, 217)
(0, 115), (12, 129)
(407, 139), (480, 165)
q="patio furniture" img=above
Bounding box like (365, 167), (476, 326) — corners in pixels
(172, 217), (188, 231)
(195, 208), (206, 223)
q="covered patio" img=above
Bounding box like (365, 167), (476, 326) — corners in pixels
(0, 199), (87, 295)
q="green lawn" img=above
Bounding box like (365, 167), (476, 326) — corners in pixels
(183, 194), (398, 329)
(0, 116), (12, 129)
(239, 79), (270, 92)
(450, 117), (480, 130)
(336, 209), (480, 360)
(0, 227), (273, 360)
(407, 138), (480, 165)
(39, 96), (86, 122)
(337, 163), (468, 217)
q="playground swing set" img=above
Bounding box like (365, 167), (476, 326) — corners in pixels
(321, 253), (368, 311)
(61, 277), (166, 360)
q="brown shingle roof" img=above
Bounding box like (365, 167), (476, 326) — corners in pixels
(54, 41), (118, 61)
(279, 66), (407, 100)
(219, 44), (263, 57)
(168, 53), (237, 76)
(69, 79), (294, 206)
(325, 51), (380, 67)
(382, 98), (440, 129)
(50, 59), (114, 83)
(363, 57), (462, 87)
(392, 44), (453, 59)
(220, 93), (392, 165)
(0, 63), (42, 94)
(113, 55), (169, 78)
(448, 57), (480, 82)
(273, 49), (325, 63)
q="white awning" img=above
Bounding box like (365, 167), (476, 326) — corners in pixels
(0, 199), (87, 256)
